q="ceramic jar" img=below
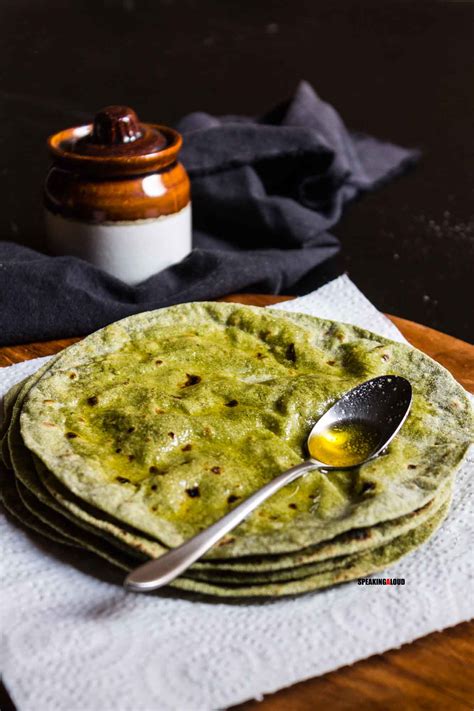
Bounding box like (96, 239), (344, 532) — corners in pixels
(44, 105), (191, 285)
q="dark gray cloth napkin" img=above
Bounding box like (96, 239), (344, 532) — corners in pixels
(0, 81), (418, 346)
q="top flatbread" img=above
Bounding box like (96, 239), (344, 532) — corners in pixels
(19, 302), (473, 558)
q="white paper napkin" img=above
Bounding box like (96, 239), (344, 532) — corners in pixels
(1, 275), (472, 711)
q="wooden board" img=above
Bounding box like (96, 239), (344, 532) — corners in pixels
(1, 294), (473, 711)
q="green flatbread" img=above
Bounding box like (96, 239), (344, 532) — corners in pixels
(19, 303), (472, 559)
(1, 302), (470, 599)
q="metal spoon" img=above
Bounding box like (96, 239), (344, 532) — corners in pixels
(125, 375), (412, 592)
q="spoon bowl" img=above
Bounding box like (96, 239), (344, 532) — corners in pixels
(125, 375), (413, 592)
(307, 375), (412, 469)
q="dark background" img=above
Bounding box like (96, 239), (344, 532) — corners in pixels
(1, 0), (473, 341)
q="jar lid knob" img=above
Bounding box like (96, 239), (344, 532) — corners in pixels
(92, 105), (143, 145)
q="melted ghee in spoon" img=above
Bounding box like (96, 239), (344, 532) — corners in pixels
(308, 419), (381, 468)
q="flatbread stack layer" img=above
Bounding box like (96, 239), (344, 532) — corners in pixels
(1, 303), (472, 599)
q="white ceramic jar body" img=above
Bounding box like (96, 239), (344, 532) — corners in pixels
(45, 204), (191, 285)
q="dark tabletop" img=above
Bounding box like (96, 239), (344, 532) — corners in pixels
(1, 0), (473, 342)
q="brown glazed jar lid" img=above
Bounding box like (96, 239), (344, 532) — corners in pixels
(47, 105), (182, 177)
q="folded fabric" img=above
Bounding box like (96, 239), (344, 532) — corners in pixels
(0, 81), (418, 346)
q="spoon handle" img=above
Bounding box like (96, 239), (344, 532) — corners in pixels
(125, 459), (318, 592)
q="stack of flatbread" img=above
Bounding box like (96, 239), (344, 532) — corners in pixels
(1, 303), (472, 598)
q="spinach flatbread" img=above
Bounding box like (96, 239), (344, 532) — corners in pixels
(19, 303), (472, 559)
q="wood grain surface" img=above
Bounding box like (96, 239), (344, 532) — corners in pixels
(1, 293), (473, 711)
